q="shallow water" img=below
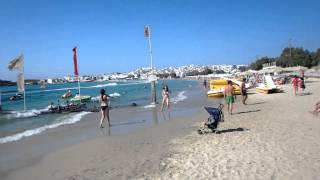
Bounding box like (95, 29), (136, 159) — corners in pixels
(0, 80), (199, 143)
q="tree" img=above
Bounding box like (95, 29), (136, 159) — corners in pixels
(277, 47), (313, 68)
(238, 66), (247, 72)
(249, 57), (275, 70)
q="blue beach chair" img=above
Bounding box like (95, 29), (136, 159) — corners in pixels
(198, 104), (224, 134)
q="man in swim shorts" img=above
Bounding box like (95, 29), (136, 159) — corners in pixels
(224, 80), (236, 115)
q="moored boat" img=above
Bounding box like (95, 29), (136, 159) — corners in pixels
(70, 95), (92, 103)
(61, 90), (72, 99)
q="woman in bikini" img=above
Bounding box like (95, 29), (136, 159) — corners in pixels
(100, 89), (111, 128)
(291, 75), (300, 96)
(161, 85), (170, 111)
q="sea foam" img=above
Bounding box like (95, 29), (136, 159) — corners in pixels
(0, 111), (91, 144)
(171, 91), (188, 104)
(5, 108), (50, 119)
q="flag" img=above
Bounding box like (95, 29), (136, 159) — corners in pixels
(8, 55), (24, 71)
(73, 47), (79, 76)
(144, 25), (150, 37)
(17, 73), (25, 92)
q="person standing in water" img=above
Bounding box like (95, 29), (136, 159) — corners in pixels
(203, 79), (207, 89)
(100, 89), (111, 128)
(224, 80), (236, 115)
(240, 78), (248, 105)
(161, 85), (171, 111)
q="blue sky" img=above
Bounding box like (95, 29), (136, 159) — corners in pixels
(1, 0), (320, 80)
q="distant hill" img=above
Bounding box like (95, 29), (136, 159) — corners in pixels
(0, 79), (40, 86)
(0, 80), (16, 86)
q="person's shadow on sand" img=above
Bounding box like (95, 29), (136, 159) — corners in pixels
(247, 102), (266, 105)
(233, 109), (261, 114)
(298, 92), (312, 96)
(216, 128), (248, 134)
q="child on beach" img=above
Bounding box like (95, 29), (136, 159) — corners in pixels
(100, 89), (111, 128)
(240, 78), (248, 105)
(161, 85), (171, 112)
(224, 80), (236, 115)
(291, 75), (300, 96)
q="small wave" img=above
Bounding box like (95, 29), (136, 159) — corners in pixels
(109, 92), (121, 97)
(91, 96), (100, 101)
(89, 83), (118, 88)
(5, 108), (50, 119)
(171, 91), (188, 104)
(91, 92), (121, 102)
(0, 112), (91, 144)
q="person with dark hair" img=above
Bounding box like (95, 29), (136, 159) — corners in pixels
(99, 89), (110, 128)
(203, 79), (207, 89)
(240, 78), (248, 105)
(161, 85), (171, 111)
(299, 77), (306, 91)
(224, 80), (236, 115)
(291, 75), (300, 96)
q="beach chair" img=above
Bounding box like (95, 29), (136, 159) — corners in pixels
(198, 104), (224, 134)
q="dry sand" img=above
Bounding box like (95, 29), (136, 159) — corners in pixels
(3, 79), (320, 180)
(144, 79), (320, 180)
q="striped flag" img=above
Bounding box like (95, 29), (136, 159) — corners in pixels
(16, 73), (25, 92)
(8, 55), (23, 71)
(73, 47), (79, 76)
(8, 55), (25, 92)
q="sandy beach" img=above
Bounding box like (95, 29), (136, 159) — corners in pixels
(1, 79), (320, 180)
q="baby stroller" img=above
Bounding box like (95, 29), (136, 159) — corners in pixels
(198, 104), (224, 134)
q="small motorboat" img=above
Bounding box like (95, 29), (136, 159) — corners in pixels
(9, 93), (23, 101)
(62, 90), (72, 99)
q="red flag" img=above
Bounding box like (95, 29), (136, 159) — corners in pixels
(73, 47), (79, 76)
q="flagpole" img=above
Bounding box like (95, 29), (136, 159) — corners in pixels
(77, 75), (81, 104)
(23, 58), (26, 111)
(0, 90), (2, 111)
(146, 25), (156, 104)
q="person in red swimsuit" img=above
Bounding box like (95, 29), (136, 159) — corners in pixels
(291, 75), (300, 96)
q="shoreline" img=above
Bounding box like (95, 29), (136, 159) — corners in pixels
(1, 79), (319, 179)
(0, 82), (211, 179)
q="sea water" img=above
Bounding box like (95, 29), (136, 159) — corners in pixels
(0, 80), (198, 143)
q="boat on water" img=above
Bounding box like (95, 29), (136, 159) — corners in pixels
(70, 94), (92, 103)
(61, 90), (72, 99)
(9, 93), (23, 101)
(39, 80), (46, 89)
(207, 79), (241, 97)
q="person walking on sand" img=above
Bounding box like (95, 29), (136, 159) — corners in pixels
(99, 89), (111, 128)
(240, 78), (248, 105)
(161, 85), (171, 112)
(299, 77), (306, 91)
(224, 80), (236, 115)
(291, 75), (300, 96)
